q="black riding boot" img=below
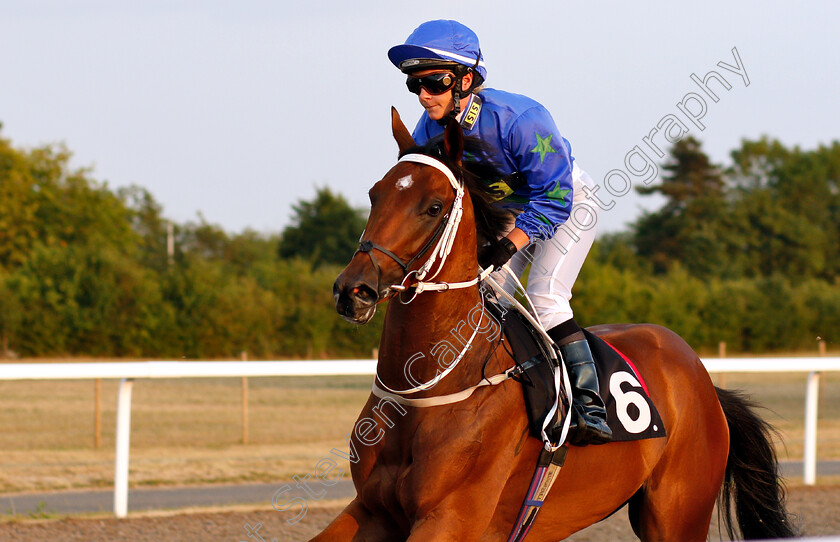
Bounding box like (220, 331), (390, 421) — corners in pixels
(550, 328), (613, 446)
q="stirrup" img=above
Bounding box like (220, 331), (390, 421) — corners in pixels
(563, 407), (612, 446)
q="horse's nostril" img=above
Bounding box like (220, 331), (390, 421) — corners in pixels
(354, 284), (377, 304)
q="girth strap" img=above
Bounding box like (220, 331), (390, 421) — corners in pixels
(506, 446), (568, 542)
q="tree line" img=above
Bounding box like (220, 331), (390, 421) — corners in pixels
(0, 131), (378, 359)
(0, 125), (837, 358)
(578, 136), (840, 353)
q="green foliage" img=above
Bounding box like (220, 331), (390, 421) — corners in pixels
(633, 136), (729, 276)
(575, 260), (840, 354)
(1, 126), (837, 358)
(0, 140), (138, 272)
(579, 134), (840, 352)
(118, 185), (170, 272)
(0, 268), (21, 356)
(278, 187), (367, 268)
(0, 135), (380, 359)
(634, 135), (840, 281)
(9, 242), (169, 356)
(726, 137), (840, 279)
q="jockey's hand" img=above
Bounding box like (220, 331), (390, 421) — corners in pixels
(479, 237), (518, 270)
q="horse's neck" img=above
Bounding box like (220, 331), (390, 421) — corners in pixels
(374, 196), (504, 394)
(377, 273), (495, 394)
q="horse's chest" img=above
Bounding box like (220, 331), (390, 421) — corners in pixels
(357, 409), (485, 516)
(352, 428), (412, 520)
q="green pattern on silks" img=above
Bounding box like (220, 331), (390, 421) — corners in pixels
(502, 194), (530, 204)
(530, 132), (557, 162)
(545, 182), (571, 207)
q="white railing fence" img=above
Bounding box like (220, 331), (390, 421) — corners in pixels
(1, 357), (837, 518)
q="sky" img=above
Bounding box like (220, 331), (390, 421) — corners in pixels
(1, 1), (838, 235)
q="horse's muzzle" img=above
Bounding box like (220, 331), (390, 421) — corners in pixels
(333, 270), (379, 324)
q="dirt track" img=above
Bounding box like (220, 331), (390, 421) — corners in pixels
(2, 484), (838, 541)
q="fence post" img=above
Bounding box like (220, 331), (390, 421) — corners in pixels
(803, 370), (820, 485)
(802, 340), (828, 485)
(114, 378), (134, 518)
(241, 351), (249, 445)
(717, 342), (726, 388)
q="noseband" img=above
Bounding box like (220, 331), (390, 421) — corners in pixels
(356, 202), (452, 276)
(355, 153), (471, 300)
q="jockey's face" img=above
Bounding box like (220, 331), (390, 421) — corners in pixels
(410, 69), (473, 121)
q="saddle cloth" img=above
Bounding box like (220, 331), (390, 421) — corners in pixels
(497, 304), (666, 443)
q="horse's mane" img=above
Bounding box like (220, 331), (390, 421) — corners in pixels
(399, 136), (516, 256)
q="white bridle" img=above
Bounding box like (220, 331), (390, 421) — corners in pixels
(390, 153), (493, 299)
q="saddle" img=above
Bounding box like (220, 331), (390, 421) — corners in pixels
(486, 296), (666, 445)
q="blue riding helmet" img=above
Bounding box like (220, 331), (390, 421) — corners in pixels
(388, 19), (487, 82)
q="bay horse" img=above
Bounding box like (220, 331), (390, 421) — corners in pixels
(320, 108), (795, 541)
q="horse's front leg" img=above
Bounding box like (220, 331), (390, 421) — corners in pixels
(308, 497), (402, 542)
(402, 480), (514, 542)
(405, 503), (505, 542)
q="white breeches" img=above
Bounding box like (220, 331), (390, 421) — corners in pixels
(493, 163), (598, 330)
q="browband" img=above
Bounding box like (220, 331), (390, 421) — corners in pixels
(398, 153), (461, 192)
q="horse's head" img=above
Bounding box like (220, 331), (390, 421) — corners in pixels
(334, 108), (469, 324)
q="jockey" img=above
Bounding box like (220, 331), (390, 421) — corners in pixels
(389, 19), (612, 445)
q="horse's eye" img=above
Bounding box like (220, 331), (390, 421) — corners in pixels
(427, 203), (443, 217)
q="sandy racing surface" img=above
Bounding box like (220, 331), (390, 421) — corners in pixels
(1, 485), (838, 541)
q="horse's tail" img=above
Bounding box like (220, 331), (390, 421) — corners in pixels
(715, 387), (797, 539)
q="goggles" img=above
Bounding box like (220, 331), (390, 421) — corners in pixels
(405, 72), (457, 95)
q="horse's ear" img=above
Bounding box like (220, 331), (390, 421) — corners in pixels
(391, 107), (415, 153)
(442, 117), (464, 166)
